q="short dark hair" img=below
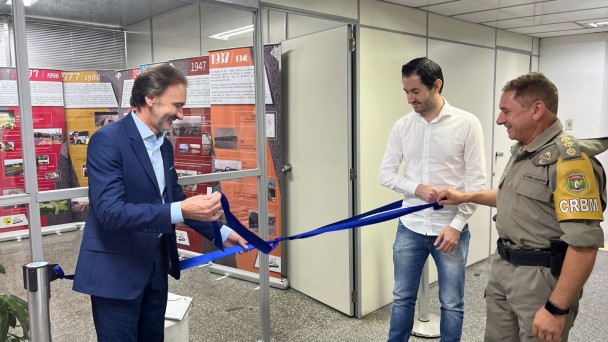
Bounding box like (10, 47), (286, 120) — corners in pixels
(401, 57), (444, 93)
(502, 72), (558, 114)
(130, 64), (188, 108)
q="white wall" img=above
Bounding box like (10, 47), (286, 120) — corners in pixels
(152, 5), (201, 63)
(125, 20), (152, 68)
(539, 33), (608, 243)
(540, 34), (606, 137)
(125, 3), (254, 67)
(359, 27), (426, 317)
(263, 0), (358, 20)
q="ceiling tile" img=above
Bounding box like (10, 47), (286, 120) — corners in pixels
(381, 0), (452, 8)
(537, 0), (608, 14)
(531, 26), (608, 37)
(455, 4), (537, 23)
(489, 8), (608, 28)
(510, 22), (582, 34)
(421, 0), (548, 17)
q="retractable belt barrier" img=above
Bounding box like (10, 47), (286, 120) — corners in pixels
(54, 193), (443, 278)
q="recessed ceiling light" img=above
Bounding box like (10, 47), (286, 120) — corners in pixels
(209, 25), (254, 40)
(5, 0), (38, 6)
(586, 21), (608, 28)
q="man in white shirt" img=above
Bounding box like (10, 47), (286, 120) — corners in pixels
(379, 57), (486, 341)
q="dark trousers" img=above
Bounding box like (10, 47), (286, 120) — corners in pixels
(91, 244), (168, 342)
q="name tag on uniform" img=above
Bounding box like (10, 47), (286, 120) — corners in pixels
(522, 173), (548, 185)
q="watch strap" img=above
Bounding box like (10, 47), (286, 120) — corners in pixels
(545, 300), (569, 315)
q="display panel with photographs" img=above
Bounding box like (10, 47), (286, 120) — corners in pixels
(64, 69), (132, 189)
(168, 46), (284, 278)
(0, 68), (69, 230)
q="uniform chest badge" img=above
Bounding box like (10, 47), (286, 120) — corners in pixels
(538, 150), (551, 165)
(567, 171), (587, 194)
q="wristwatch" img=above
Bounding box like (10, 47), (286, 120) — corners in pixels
(545, 300), (569, 315)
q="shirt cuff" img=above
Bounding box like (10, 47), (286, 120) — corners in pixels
(449, 215), (468, 232)
(171, 202), (184, 224)
(220, 225), (232, 242)
(404, 181), (419, 197)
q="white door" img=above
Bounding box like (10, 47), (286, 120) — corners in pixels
(282, 25), (353, 315)
(491, 51), (532, 250)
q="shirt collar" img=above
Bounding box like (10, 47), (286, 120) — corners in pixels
(416, 98), (452, 123)
(131, 111), (166, 141)
(524, 119), (563, 152)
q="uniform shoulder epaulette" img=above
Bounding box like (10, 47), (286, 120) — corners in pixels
(531, 135), (608, 166)
(554, 134), (582, 161)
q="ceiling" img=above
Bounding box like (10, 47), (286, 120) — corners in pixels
(1, 0), (608, 38)
(0, 0), (211, 28)
(383, 0), (608, 38)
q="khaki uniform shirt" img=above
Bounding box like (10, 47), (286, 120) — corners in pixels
(496, 120), (606, 249)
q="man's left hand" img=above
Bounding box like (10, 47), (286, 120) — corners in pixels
(223, 230), (249, 252)
(532, 306), (565, 342)
(434, 226), (460, 253)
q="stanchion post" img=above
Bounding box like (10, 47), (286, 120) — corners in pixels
(23, 261), (53, 342)
(411, 259), (440, 338)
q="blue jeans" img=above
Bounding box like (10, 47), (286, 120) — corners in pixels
(387, 221), (470, 342)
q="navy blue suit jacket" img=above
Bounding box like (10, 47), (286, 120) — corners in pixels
(73, 113), (214, 300)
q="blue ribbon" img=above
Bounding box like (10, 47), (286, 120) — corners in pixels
(179, 199), (442, 270)
(53, 264), (74, 280)
(52, 196), (442, 279)
(213, 193), (273, 254)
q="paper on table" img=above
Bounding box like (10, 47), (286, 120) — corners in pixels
(165, 292), (193, 321)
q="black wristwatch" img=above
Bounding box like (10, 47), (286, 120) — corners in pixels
(545, 300), (569, 315)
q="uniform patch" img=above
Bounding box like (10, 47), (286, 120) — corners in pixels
(538, 150), (551, 165)
(566, 171), (587, 194)
(554, 153), (604, 221)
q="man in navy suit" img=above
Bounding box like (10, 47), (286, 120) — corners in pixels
(73, 64), (248, 341)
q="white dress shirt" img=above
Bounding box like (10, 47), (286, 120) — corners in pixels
(379, 100), (487, 235)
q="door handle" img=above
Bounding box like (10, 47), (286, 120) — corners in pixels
(494, 151), (504, 163)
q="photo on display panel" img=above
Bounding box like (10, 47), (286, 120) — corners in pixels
(213, 127), (238, 149)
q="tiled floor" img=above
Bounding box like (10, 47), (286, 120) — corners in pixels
(1, 230), (607, 341)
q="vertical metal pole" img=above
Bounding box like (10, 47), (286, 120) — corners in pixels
(12, 0), (50, 340)
(417, 260), (430, 321)
(253, 6), (271, 342)
(411, 260), (440, 338)
(12, 0), (43, 261)
(23, 262), (52, 342)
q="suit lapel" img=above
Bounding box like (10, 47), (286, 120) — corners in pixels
(125, 113), (161, 197)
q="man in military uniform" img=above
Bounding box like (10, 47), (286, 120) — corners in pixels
(438, 72), (607, 342)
